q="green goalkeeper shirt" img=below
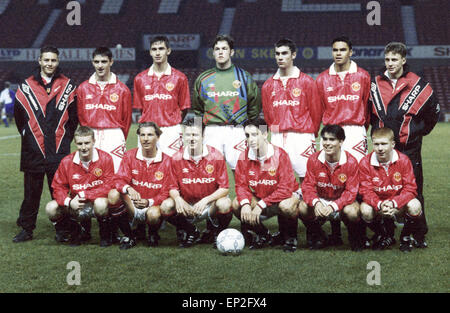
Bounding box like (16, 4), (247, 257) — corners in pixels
(193, 64), (261, 125)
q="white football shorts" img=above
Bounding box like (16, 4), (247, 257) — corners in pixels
(93, 128), (125, 173)
(137, 124), (182, 157)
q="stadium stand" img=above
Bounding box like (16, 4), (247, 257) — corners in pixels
(415, 0), (450, 45)
(0, 0), (52, 48)
(423, 66), (449, 113)
(231, 0), (404, 47)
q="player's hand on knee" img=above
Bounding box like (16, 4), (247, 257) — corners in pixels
(241, 204), (252, 224)
(127, 187), (141, 201)
(133, 199), (149, 209)
(251, 205), (262, 226)
(314, 202), (325, 218)
(193, 198), (209, 216)
(70, 194), (86, 211)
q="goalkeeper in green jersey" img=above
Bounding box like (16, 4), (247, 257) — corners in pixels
(193, 35), (261, 170)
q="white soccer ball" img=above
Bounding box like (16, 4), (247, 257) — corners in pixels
(216, 228), (245, 255)
(116, 43), (122, 49)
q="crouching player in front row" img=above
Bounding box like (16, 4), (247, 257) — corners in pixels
(299, 125), (365, 251)
(233, 118), (300, 252)
(168, 116), (232, 248)
(359, 127), (425, 252)
(45, 126), (116, 246)
(108, 122), (178, 249)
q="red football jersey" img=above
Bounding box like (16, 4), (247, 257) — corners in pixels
(302, 150), (359, 212)
(133, 65), (190, 127)
(52, 148), (115, 207)
(261, 67), (323, 135)
(359, 150), (417, 211)
(114, 148), (173, 206)
(316, 61), (371, 128)
(76, 73), (133, 138)
(235, 144), (299, 209)
(169, 145), (229, 204)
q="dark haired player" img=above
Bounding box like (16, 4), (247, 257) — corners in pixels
(133, 35), (190, 157)
(13, 46), (78, 243)
(369, 42), (440, 247)
(193, 34), (261, 170)
(233, 118), (300, 252)
(300, 125), (363, 251)
(315, 36), (371, 246)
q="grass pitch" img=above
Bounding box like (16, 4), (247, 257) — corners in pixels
(0, 123), (448, 293)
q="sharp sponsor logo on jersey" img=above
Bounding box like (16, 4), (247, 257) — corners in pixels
(338, 173), (347, 183)
(292, 88), (301, 97)
(182, 177), (216, 184)
(58, 83), (74, 111)
(393, 172), (402, 182)
(273, 99), (300, 107)
(232, 80), (242, 89)
(249, 179), (277, 187)
(93, 168), (103, 177)
(132, 169), (139, 175)
(155, 171), (164, 181)
(206, 164), (214, 174)
(166, 82), (175, 91)
(145, 94), (173, 101)
(131, 178), (162, 189)
(207, 91), (239, 98)
(401, 84), (421, 111)
(351, 82), (361, 92)
(85, 103), (117, 110)
(73, 180), (104, 190)
(327, 94), (360, 103)
(374, 184), (403, 192)
(317, 181), (340, 190)
(268, 167), (276, 176)
(72, 173), (81, 180)
(86, 94), (93, 100)
(109, 93), (119, 103)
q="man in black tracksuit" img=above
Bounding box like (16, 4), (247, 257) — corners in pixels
(369, 42), (440, 248)
(13, 46), (78, 242)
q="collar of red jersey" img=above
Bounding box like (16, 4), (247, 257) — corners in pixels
(248, 143), (274, 161)
(148, 64), (172, 77)
(318, 149), (347, 165)
(183, 144), (209, 161)
(136, 147), (163, 163)
(88, 72), (117, 84)
(273, 66), (300, 80)
(370, 150), (399, 167)
(329, 60), (357, 76)
(73, 148), (99, 165)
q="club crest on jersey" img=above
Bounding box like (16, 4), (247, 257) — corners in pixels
(338, 173), (347, 183)
(268, 167), (276, 176)
(292, 88), (301, 97)
(94, 168), (103, 177)
(393, 172), (402, 182)
(351, 82), (361, 92)
(166, 82), (175, 91)
(206, 164), (214, 174)
(232, 80), (241, 89)
(110, 93), (119, 103)
(155, 171), (164, 181)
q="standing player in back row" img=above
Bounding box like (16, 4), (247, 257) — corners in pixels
(262, 38), (322, 183)
(193, 34), (261, 170)
(133, 36), (191, 157)
(315, 36), (371, 245)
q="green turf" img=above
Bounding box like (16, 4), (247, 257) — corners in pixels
(0, 123), (448, 293)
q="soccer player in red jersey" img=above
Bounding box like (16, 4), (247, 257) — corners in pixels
(315, 36), (371, 246)
(76, 47), (132, 173)
(359, 127), (424, 252)
(45, 126), (115, 247)
(233, 118), (300, 252)
(168, 116), (232, 247)
(262, 38), (322, 183)
(299, 125), (364, 251)
(108, 122), (178, 249)
(133, 36), (190, 157)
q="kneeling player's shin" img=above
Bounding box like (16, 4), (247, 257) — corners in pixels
(278, 214), (298, 239)
(216, 210), (233, 232)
